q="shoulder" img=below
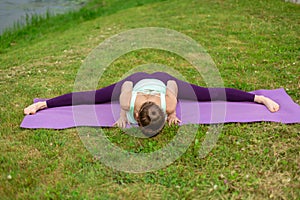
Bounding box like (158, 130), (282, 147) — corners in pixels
(122, 81), (133, 91)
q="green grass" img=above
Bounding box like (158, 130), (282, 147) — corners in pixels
(1, 0), (300, 199)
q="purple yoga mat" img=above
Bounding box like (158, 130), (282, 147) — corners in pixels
(20, 88), (300, 129)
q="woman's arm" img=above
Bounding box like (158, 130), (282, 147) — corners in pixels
(113, 81), (133, 128)
(166, 80), (181, 125)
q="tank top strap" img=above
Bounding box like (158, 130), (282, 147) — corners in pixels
(160, 92), (166, 113)
(127, 91), (138, 124)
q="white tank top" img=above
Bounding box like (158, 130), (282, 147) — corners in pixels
(127, 79), (167, 124)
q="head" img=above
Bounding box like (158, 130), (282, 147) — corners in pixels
(136, 101), (165, 137)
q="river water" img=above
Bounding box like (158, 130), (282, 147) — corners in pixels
(0, 0), (85, 34)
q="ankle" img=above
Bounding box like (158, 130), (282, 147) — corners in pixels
(37, 101), (47, 110)
(254, 95), (264, 104)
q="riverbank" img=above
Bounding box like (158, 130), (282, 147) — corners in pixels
(1, 0), (299, 199)
(0, 0), (165, 50)
(286, 0), (300, 4)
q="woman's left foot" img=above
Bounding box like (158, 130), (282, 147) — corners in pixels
(255, 95), (280, 112)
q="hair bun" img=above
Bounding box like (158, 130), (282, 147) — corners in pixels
(138, 101), (165, 137)
(148, 107), (159, 121)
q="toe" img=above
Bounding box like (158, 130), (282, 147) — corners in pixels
(272, 104), (279, 112)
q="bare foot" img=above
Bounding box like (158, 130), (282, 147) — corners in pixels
(254, 95), (280, 112)
(24, 101), (47, 115)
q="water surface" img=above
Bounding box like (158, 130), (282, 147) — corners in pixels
(0, 0), (85, 34)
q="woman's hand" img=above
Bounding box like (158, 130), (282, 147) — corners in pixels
(113, 116), (129, 128)
(167, 113), (181, 126)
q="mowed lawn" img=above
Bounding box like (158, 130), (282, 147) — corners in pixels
(0, 0), (299, 199)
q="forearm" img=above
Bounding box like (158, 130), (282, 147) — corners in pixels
(119, 108), (127, 118)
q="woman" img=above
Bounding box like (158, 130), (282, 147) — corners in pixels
(24, 72), (279, 136)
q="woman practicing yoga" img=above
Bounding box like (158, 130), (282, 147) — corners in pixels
(24, 72), (279, 136)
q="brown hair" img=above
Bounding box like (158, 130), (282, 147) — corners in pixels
(137, 101), (165, 137)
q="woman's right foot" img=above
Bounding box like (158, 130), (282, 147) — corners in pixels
(24, 101), (47, 115)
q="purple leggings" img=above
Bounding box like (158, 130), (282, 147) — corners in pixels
(46, 72), (255, 108)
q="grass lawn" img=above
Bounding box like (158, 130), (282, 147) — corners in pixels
(0, 0), (299, 199)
